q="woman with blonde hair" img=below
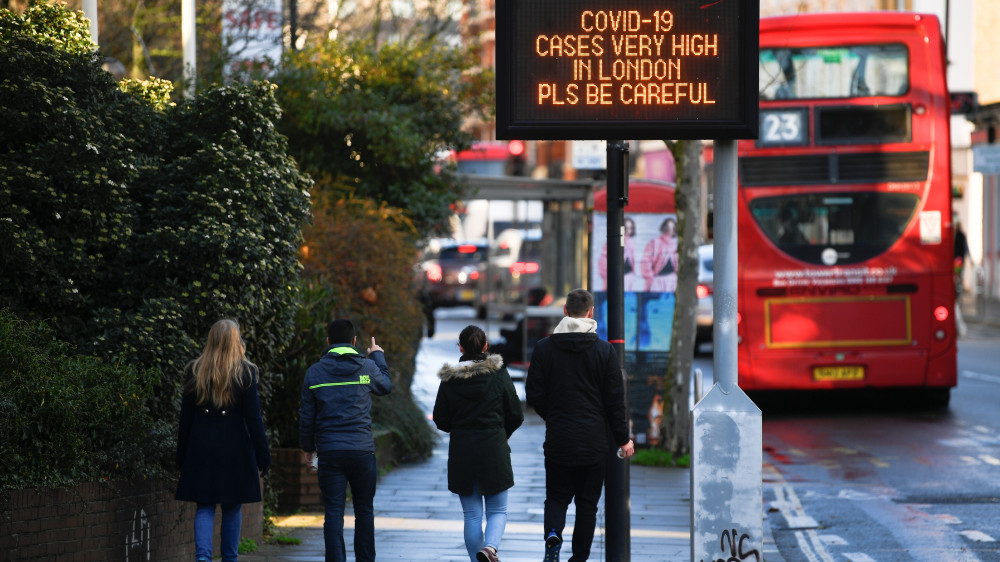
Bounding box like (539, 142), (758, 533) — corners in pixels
(176, 319), (270, 562)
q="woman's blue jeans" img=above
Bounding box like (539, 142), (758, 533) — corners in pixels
(458, 485), (508, 561)
(194, 503), (241, 562)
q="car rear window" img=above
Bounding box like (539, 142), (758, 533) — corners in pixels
(439, 245), (488, 261)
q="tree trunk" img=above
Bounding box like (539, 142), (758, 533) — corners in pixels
(662, 139), (703, 457)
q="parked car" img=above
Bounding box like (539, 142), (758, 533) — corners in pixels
(696, 243), (714, 346)
(416, 239), (489, 309)
(475, 229), (544, 317)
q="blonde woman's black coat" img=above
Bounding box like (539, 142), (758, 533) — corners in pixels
(175, 363), (270, 504)
(433, 354), (524, 496)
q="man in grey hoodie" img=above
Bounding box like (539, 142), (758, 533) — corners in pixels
(526, 289), (634, 561)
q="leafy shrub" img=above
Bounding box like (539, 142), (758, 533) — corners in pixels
(630, 447), (690, 468)
(0, 309), (161, 490)
(273, 37), (493, 237)
(0, 2), (95, 56)
(237, 538), (258, 554)
(0, 2), (312, 430)
(270, 193), (435, 460)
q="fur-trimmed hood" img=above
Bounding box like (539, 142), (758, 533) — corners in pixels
(437, 354), (505, 382)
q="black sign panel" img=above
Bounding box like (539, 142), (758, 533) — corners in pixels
(496, 0), (759, 140)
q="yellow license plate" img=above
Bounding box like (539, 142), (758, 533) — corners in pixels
(813, 365), (865, 381)
(460, 289), (475, 301)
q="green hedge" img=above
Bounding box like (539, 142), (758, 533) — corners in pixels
(0, 3), (311, 427)
(0, 309), (163, 490)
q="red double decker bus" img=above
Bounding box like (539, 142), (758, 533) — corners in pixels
(737, 12), (956, 405)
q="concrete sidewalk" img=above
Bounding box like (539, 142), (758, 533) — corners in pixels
(237, 295), (1000, 561)
(241, 406), (788, 561)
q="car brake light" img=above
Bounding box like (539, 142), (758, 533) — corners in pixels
(934, 306), (949, 322)
(426, 264), (442, 282)
(458, 244), (478, 254)
(511, 262), (539, 275)
(471, 271), (479, 280)
(696, 284), (712, 299)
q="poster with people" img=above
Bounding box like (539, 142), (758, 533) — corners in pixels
(592, 212), (679, 353)
(592, 182), (678, 447)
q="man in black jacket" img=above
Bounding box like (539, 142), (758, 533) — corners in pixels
(526, 289), (634, 561)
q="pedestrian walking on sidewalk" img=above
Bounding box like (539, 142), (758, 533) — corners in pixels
(175, 318), (271, 562)
(526, 289), (634, 562)
(433, 325), (525, 562)
(299, 319), (392, 562)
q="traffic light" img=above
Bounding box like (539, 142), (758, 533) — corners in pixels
(505, 140), (527, 176)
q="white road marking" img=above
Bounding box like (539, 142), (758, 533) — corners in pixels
(818, 534), (848, 546)
(960, 530), (996, 542)
(979, 455), (1000, 466)
(767, 464), (834, 562)
(806, 531), (836, 562)
(843, 554), (878, 562)
(961, 370), (1000, 384)
(936, 513), (963, 525)
(793, 531), (828, 562)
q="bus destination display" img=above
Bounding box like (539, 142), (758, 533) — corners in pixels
(496, 0), (759, 140)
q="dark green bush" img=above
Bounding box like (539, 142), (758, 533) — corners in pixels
(0, 309), (162, 490)
(0, 3), (312, 429)
(273, 37), (493, 237)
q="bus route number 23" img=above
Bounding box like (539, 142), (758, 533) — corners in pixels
(760, 110), (805, 145)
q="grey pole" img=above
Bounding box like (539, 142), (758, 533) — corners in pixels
(690, 140), (762, 562)
(182, 0), (196, 97)
(82, 0), (98, 45)
(604, 140), (630, 561)
(713, 140), (738, 394)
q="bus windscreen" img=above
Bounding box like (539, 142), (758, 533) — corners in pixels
(760, 44), (909, 100)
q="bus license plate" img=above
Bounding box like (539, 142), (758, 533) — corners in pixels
(813, 366), (865, 381)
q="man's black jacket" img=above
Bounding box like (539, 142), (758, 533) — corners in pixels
(526, 328), (629, 466)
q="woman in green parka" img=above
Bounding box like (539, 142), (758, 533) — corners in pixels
(433, 325), (524, 562)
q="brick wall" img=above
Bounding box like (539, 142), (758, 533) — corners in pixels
(0, 479), (263, 561)
(272, 430), (399, 513)
(273, 447), (324, 511)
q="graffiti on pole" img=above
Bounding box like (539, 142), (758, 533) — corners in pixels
(700, 527), (760, 562)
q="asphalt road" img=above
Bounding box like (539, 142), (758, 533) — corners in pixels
(426, 308), (1000, 561)
(760, 323), (1000, 562)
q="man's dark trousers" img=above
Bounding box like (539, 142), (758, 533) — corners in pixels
(317, 450), (378, 562)
(544, 458), (607, 561)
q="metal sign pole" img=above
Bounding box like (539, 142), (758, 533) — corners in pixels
(690, 139), (762, 562)
(605, 140), (630, 561)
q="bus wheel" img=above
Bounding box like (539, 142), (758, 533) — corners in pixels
(922, 387), (951, 410)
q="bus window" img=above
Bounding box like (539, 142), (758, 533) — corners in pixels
(749, 192), (919, 265)
(760, 44), (909, 100)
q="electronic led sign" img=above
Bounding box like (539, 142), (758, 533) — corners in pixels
(496, 0), (759, 140)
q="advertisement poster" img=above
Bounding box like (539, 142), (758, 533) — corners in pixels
(592, 208), (678, 445)
(592, 211), (679, 353)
